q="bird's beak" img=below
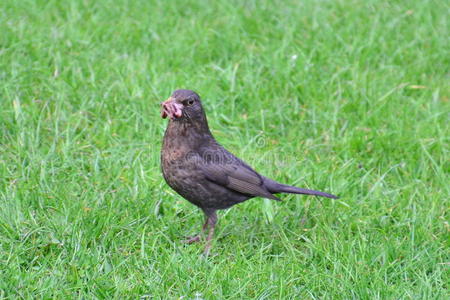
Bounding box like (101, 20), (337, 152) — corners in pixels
(161, 97), (183, 120)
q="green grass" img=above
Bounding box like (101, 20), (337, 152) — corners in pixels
(0, 0), (448, 298)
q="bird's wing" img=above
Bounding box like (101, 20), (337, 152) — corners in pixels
(200, 162), (281, 201)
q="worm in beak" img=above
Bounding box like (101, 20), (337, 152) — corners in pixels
(161, 97), (183, 120)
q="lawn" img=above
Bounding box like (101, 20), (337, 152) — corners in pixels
(0, 0), (448, 298)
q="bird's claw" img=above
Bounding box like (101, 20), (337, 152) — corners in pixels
(181, 235), (202, 244)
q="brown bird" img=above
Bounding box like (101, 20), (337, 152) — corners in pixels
(161, 89), (338, 255)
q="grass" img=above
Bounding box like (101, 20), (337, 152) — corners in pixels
(0, 0), (448, 298)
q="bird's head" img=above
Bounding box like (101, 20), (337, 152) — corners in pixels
(161, 89), (205, 122)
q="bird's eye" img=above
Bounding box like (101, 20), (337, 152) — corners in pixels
(185, 99), (195, 106)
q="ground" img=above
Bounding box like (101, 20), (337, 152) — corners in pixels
(0, 0), (448, 298)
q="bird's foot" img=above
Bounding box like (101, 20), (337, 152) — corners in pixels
(203, 243), (212, 257)
(181, 235), (202, 244)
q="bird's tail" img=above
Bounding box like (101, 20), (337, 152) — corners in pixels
(264, 178), (338, 199)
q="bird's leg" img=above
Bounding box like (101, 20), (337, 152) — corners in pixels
(182, 215), (209, 244)
(203, 210), (217, 256)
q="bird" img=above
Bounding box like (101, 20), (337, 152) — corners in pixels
(160, 89), (338, 255)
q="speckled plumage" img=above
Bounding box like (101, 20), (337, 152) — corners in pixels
(160, 89), (338, 254)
